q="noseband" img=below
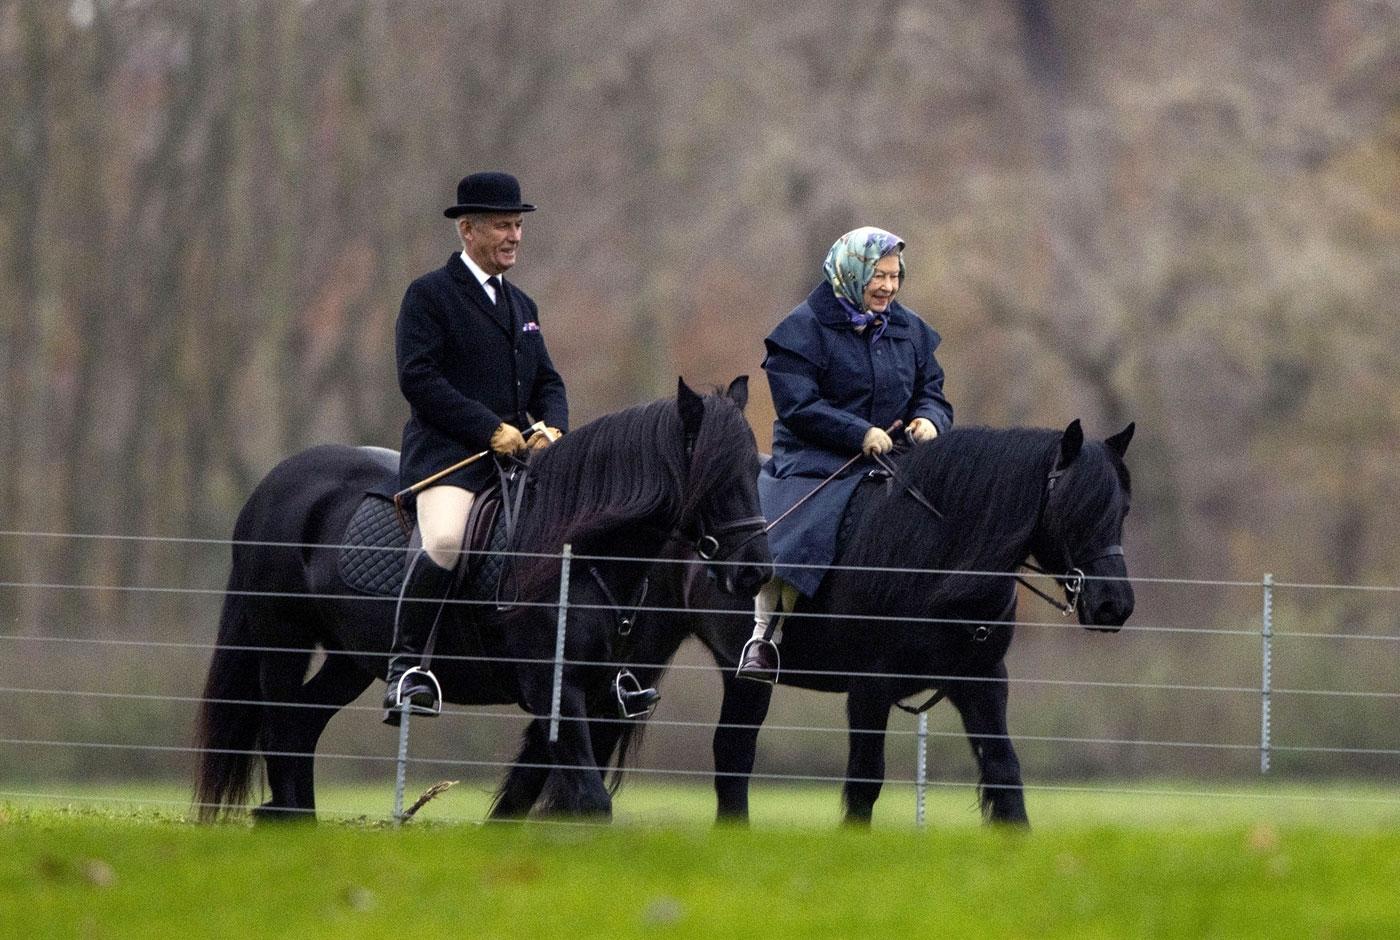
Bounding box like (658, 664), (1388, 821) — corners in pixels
(1020, 544), (1123, 616)
(688, 514), (768, 562)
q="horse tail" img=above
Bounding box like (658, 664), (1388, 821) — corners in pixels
(604, 718), (648, 794)
(193, 573), (263, 821)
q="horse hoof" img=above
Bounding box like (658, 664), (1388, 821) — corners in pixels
(251, 803), (314, 824)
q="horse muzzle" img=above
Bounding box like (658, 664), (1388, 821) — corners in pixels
(1079, 581), (1134, 631)
(711, 559), (774, 598)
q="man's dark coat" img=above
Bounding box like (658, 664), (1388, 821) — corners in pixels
(759, 281), (953, 596)
(396, 253), (568, 492)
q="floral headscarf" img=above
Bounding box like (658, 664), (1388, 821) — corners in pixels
(822, 227), (905, 340)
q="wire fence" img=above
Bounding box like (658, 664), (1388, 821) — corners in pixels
(1, 528), (1398, 826)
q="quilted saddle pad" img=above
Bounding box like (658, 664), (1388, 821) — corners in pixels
(337, 494), (514, 599)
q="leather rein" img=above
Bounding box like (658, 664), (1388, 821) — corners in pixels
(714, 420), (911, 561)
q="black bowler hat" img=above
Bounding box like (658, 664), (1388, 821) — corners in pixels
(443, 172), (537, 217)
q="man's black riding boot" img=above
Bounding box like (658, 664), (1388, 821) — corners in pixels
(382, 551), (455, 725)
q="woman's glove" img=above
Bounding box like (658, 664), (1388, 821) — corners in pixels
(861, 426), (894, 457)
(490, 422), (527, 455)
(907, 417), (938, 444)
(527, 427), (563, 451)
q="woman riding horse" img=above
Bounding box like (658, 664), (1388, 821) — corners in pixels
(738, 226), (953, 681)
(512, 418), (1136, 827)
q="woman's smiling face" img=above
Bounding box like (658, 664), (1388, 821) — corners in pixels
(862, 253), (902, 313)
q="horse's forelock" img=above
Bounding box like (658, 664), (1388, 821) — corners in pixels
(1053, 440), (1129, 550)
(679, 392), (754, 523)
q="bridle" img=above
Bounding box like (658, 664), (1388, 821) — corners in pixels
(1018, 545), (1123, 616)
(692, 514), (769, 562)
(677, 425), (770, 564)
(1017, 463), (1123, 617)
(662, 501), (767, 564)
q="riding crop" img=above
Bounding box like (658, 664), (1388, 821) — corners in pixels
(392, 421), (549, 533)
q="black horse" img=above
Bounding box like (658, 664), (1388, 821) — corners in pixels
(511, 420), (1135, 826)
(194, 378), (772, 821)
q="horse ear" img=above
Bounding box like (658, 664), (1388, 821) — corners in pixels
(1105, 422), (1135, 458)
(677, 377), (705, 436)
(725, 375), (749, 411)
(1057, 419), (1084, 470)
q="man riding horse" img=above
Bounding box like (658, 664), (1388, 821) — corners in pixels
(385, 172), (568, 722)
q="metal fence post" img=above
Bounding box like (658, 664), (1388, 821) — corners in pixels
(915, 711), (928, 828)
(393, 703), (411, 824)
(549, 544), (572, 744)
(1261, 573), (1273, 774)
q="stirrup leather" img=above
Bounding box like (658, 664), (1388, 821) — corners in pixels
(389, 666), (443, 716)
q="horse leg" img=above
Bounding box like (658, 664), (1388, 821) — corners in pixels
(488, 718), (554, 820)
(551, 682), (613, 817)
(253, 647), (372, 822)
(945, 661), (1028, 826)
(712, 669), (773, 823)
(501, 703), (641, 820)
(251, 647), (312, 822)
(842, 684), (892, 826)
(284, 651), (374, 815)
(518, 668), (612, 818)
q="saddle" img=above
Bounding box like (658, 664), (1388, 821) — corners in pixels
(834, 472), (890, 559)
(337, 484), (514, 600)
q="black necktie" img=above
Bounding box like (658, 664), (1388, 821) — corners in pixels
(485, 276), (501, 304)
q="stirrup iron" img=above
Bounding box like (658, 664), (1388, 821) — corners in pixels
(390, 666), (443, 716)
(736, 636), (780, 685)
(613, 669), (660, 719)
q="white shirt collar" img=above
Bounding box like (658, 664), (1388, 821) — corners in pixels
(459, 251), (501, 301)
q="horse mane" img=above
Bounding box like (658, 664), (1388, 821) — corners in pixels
(840, 426), (1127, 618)
(506, 388), (754, 602)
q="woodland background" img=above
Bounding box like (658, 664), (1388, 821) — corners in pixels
(1, 1), (1397, 788)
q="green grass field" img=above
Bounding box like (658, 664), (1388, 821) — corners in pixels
(4, 781), (1400, 937)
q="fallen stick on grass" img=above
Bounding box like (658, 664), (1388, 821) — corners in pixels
(401, 780), (459, 821)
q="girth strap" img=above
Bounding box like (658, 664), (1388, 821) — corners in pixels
(489, 459), (533, 611)
(895, 688), (946, 715)
(893, 590), (1017, 715)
